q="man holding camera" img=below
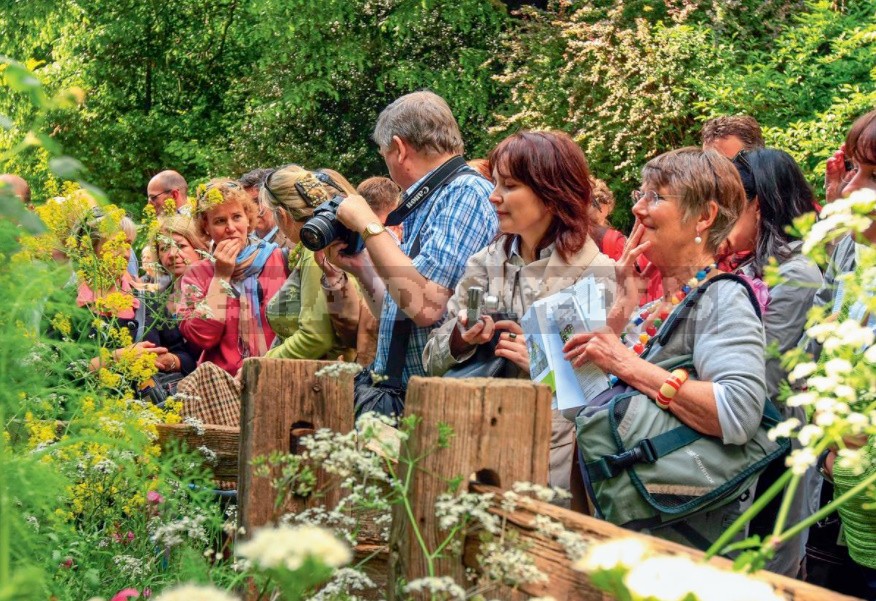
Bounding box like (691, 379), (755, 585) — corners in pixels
(329, 91), (496, 417)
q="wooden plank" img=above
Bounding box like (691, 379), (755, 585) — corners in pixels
(389, 376), (552, 599)
(463, 482), (862, 601)
(155, 422), (239, 481)
(237, 358), (355, 534)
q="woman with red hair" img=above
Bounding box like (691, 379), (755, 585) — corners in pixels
(423, 130), (615, 496)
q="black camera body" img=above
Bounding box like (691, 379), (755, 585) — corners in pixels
(299, 196), (365, 255)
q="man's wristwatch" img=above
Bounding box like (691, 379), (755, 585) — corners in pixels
(361, 222), (386, 242)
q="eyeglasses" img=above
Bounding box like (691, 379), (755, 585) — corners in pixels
(631, 190), (681, 207)
(147, 189), (172, 203)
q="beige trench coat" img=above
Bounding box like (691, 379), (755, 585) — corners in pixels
(422, 236), (616, 493)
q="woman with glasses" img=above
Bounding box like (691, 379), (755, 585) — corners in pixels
(258, 165), (361, 362)
(563, 147), (767, 547)
(177, 178), (288, 376)
(423, 130), (615, 498)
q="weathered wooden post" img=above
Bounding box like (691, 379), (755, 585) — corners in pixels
(389, 376), (552, 599)
(237, 358), (355, 535)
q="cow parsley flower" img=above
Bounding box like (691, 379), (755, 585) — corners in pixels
(236, 524), (351, 572)
(153, 584), (239, 601)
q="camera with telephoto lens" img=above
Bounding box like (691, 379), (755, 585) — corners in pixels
(299, 196), (364, 255)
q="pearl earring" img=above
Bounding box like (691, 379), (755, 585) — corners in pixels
(694, 233), (703, 244)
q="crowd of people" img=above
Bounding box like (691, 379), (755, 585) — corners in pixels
(3, 91), (875, 598)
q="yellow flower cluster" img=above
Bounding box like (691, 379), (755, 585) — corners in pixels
(30, 389), (183, 524)
(193, 184), (225, 214)
(50, 312), (72, 338)
(93, 290), (135, 318)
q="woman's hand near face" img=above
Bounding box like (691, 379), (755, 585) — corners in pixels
(494, 320), (529, 372)
(825, 144), (848, 204)
(562, 327), (636, 376)
(607, 221), (651, 334)
(213, 238), (242, 279)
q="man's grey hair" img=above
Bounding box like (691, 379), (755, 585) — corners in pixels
(372, 91), (464, 156)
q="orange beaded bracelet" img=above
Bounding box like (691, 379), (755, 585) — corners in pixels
(655, 368), (689, 409)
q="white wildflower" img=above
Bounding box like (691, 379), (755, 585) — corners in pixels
(280, 506), (359, 546)
(788, 362), (818, 383)
(786, 447), (818, 475)
(309, 568), (376, 600)
(824, 358), (853, 378)
(315, 362), (363, 378)
(404, 576), (466, 600)
(833, 384), (857, 401)
(837, 447), (870, 476)
(786, 391), (817, 408)
(153, 583), (240, 601)
(434, 491), (499, 534)
(807, 376), (837, 393)
(797, 424), (824, 447)
(112, 554), (145, 578)
(151, 514), (209, 549)
(687, 561), (784, 601)
(25, 515), (39, 531)
(847, 412), (870, 432)
(624, 556), (698, 601)
(197, 445), (218, 466)
(806, 322), (838, 342)
(768, 418), (800, 441)
(826, 320), (875, 351)
(511, 481), (571, 502)
(815, 411), (837, 427)
(574, 538), (649, 573)
(184, 416), (206, 436)
(864, 344), (876, 364)
(478, 539), (547, 586)
(236, 524), (351, 572)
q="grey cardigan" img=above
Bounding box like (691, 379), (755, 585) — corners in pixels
(644, 278), (768, 444)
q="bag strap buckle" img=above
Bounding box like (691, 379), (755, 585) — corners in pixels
(591, 439), (658, 482)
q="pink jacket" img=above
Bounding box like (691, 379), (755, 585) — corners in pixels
(178, 249), (287, 376)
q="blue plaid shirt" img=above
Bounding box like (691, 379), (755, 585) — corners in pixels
(371, 169), (496, 385)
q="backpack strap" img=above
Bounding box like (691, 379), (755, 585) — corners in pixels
(648, 272), (762, 352)
(587, 274), (778, 483)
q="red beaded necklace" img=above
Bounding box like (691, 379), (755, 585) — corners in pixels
(622, 263), (717, 354)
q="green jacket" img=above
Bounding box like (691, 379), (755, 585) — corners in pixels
(265, 245), (351, 361)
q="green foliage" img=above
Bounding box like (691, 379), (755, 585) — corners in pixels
(231, 0), (508, 180)
(493, 0), (876, 231)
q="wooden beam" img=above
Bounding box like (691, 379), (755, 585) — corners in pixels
(462, 482), (861, 601)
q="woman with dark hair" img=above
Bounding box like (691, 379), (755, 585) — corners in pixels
(423, 130), (615, 495)
(722, 149), (823, 578)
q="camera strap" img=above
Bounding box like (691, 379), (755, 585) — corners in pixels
(384, 155), (469, 227)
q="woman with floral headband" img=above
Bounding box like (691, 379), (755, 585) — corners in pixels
(259, 165), (361, 362)
(178, 178), (288, 376)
